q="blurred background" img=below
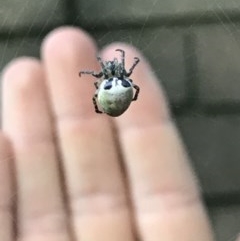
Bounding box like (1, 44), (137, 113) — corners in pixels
(1, 0), (240, 240)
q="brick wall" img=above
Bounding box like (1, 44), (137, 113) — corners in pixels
(1, 0), (240, 240)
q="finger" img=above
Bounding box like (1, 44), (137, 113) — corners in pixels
(0, 133), (14, 241)
(236, 234), (240, 241)
(42, 27), (136, 241)
(2, 58), (71, 241)
(102, 44), (215, 241)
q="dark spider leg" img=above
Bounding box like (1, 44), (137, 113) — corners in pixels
(116, 49), (125, 78)
(92, 72), (103, 78)
(92, 94), (103, 114)
(97, 56), (107, 73)
(126, 57), (140, 77)
(94, 81), (99, 89)
(79, 71), (103, 78)
(97, 56), (105, 69)
(116, 49), (125, 69)
(132, 84), (140, 101)
(97, 56), (111, 78)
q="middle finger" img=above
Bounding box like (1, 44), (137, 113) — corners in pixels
(42, 27), (136, 241)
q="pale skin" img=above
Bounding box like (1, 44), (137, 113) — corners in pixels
(0, 26), (237, 241)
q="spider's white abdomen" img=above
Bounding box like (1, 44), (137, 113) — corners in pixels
(97, 77), (134, 117)
(79, 48), (140, 116)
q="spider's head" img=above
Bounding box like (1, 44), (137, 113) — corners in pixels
(104, 58), (121, 77)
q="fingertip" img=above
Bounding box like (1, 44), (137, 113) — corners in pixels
(2, 57), (42, 84)
(42, 25), (96, 49)
(1, 57), (44, 108)
(41, 26), (97, 65)
(236, 234), (240, 241)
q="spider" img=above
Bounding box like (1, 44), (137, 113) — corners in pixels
(79, 49), (140, 117)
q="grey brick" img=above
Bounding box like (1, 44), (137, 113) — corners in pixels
(209, 205), (240, 241)
(92, 28), (186, 103)
(78, 0), (240, 25)
(0, 0), (64, 30)
(177, 115), (240, 195)
(195, 24), (240, 103)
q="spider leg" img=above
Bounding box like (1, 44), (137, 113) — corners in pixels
(116, 49), (125, 69)
(92, 94), (103, 114)
(94, 81), (99, 89)
(126, 57), (140, 77)
(79, 71), (103, 78)
(116, 49), (125, 78)
(92, 72), (103, 78)
(97, 56), (105, 70)
(79, 71), (94, 76)
(132, 84), (140, 101)
(97, 56), (112, 78)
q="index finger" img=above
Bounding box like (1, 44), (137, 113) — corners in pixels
(102, 44), (215, 241)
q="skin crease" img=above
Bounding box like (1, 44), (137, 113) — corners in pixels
(0, 26), (235, 241)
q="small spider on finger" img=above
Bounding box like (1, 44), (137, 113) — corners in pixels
(79, 49), (140, 117)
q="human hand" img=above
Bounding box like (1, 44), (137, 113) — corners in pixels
(0, 27), (215, 241)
